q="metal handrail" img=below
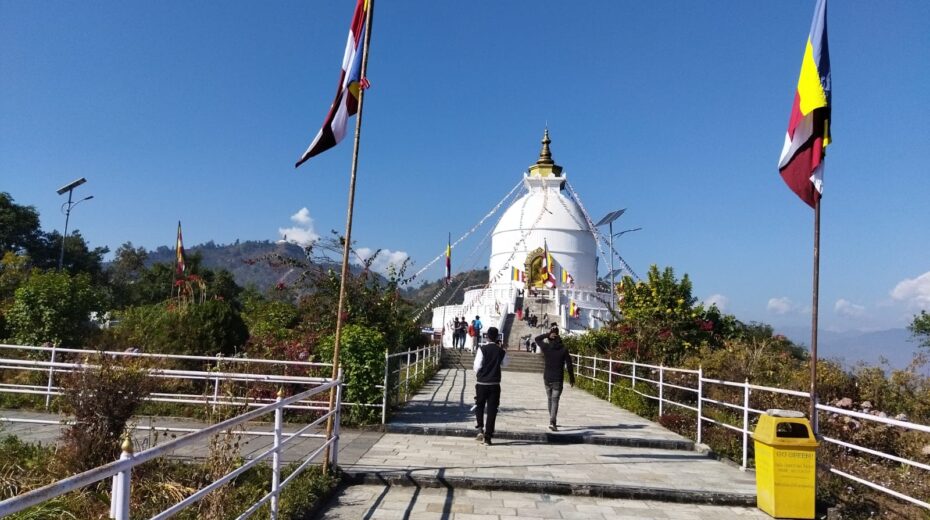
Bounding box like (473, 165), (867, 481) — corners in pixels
(0, 374), (343, 519)
(569, 352), (930, 510)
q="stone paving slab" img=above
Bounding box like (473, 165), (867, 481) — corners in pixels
(318, 484), (770, 520)
(341, 434), (757, 505)
(388, 369), (691, 449)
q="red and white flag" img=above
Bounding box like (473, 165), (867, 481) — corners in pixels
(296, 0), (370, 167)
(778, 0), (831, 208)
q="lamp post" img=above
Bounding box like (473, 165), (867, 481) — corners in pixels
(595, 209), (625, 310)
(56, 177), (92, 271)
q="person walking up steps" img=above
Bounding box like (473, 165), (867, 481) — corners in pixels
(471, 315), (483, 351)
(473, 327), (508, 445)
(535, 324), (575, 432)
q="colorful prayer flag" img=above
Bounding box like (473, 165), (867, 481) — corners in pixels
(778, 0), (831, 208)
(569, 299), (579, 318)
(175, 221), (186, 276)
(542, 240), (556, 289)
(295, 0), (370, 167)
(445, 233), (451, 284)
(511, 267), (525, 282)
(561, 268), (574, 286)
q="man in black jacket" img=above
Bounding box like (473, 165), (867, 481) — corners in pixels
(535, 324), (575, 431)
(473, 327), (509, 445)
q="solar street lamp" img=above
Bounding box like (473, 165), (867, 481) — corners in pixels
(595, 209), (632, 310)
(56, 177), (93, 270)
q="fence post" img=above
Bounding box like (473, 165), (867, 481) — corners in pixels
(212, 353), (222, 412)
(331, 368), (343, 467)
(632, 361), (637, 389)
(45, 343), (57, 410)
(592, 355), (598, 389)
(382, 349), (389, 425)
(109, 437), (133, 520)
(405, 350), (411, 401)
(742, 378), (750, 470)
(696, 366), (703, 445)
(658, 365), (664, 417)
(607, 357), (613, 404)
(271, 389), (283, 519)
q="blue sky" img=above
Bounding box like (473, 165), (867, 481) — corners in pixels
(2, 1), (929, 334)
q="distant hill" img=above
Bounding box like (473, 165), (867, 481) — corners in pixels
(143, 240), (482, 300)
(403, 269), (490, 309)
(146, 240), (343, 293)
(778, 326), (923, 370)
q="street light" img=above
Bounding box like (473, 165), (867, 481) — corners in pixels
(595, 209), (640, 310)
(613, 227), (642, 239)
(56, 177), (93, 270)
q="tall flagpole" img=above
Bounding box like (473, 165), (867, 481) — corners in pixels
(441, 232), (449, 347)
(810, 196), (821, 433)
(323, 0), (375, 475)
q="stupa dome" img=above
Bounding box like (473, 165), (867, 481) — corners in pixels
(489, 130), (598, 289)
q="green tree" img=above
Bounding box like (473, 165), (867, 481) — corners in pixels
(613, 264), (723, 363)
(241, 291), (300, 341)
(24, 229), (109, 281)
(7, 269), (105, 346)
(263, 237), (423, 353)
(0, 192), (42, 254)
(0, 252), (31, 339)
(909, 310), (930, 349)
(112, 299), (248, 356)
(108, 241), (149, 308)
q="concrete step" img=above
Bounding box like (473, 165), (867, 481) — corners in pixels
(442, 349), (545, 373)
(342, 472), (756, 506)
(341, 433), (757, 507)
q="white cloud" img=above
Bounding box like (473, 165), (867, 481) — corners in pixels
(278, 207), (319, 246)
(704, 294), (729, 312)
(834, 298), (866, 318)
(890, 271), (930, 310)
(767, 297), (797, 315)
(290, 207), (312, 225)
(354, 247), (410, 276)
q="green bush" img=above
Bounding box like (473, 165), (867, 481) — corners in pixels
(7, 269), (104, 347)
(318, 324), (386, 425)
(111, 299), (248, 356)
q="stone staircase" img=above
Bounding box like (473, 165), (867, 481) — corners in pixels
(442, 348), (544, 373)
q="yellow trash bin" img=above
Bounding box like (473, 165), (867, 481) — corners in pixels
(753, 409), (819, 519)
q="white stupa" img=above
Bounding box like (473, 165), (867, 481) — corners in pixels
(432, 130), (611, 347)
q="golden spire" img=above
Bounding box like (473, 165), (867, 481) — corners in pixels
(537, 128), (553, 165)
(528, 128), (563, 177)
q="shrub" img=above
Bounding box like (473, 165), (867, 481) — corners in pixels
(7, 269), (104, 347)
(111, 300), (248, 357)
(56, 353), (154, 473)
(317, 324), (386, 425)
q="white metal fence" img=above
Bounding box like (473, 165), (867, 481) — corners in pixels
(1, 343), (441, 431)
(0, 372), (344, 519)
(380, 344), (442, 424)
(0, 343), (332, 410)
(571, 353), (930, 511)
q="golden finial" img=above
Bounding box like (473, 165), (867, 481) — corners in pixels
(121, 435), (134, 454)
(528, 127), (563, 178)
(277, 388), (285, 399)
(537, 128), (554, 165)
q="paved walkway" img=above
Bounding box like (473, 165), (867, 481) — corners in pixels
(387, 368), (690, 449)
(319, 485), (770, 520)
(321, 368), (764, 517)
